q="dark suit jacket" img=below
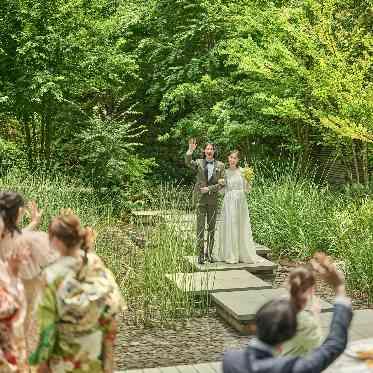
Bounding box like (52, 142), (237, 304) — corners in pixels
(223, 301), (353, 373)
(185, 151), (225, 206)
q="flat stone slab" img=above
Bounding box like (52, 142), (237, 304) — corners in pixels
(120, 362), (222, 373)
(185, 255), (276, 274)
(255, 244), (270, 257)
(212, 288), (333, 322)
(131, 210), (167, 225)
(321, 309), (373, 341)
(166, 270), (271, 294)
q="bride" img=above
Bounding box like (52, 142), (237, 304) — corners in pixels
(213, 150), (256, 264)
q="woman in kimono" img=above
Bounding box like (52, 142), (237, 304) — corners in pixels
(30, 210), (124, 372)
(0, 237), (28, 372)
(278, 266), (323, 357)
(0, 191), (57, 353)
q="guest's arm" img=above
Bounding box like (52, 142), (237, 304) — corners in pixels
(292, 286), (352, 373)
(24, 200), (43, 231)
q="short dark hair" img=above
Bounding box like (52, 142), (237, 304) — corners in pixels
(255, 298), (297, 346)
(202, 142), (217, 159)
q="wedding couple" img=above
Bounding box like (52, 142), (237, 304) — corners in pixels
(185, 139), (257, 265)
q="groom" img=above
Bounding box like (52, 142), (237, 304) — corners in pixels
(185, 139), (225, 264)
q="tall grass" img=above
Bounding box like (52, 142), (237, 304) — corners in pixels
(129, 187), (212, 326)
(1, 165), (372, 320)
(249, 161), (373, 301)
(0, 171), (210, 325)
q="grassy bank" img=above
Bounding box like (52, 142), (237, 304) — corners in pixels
(249, 163), (373, 302)
(0, 171), (204, 325)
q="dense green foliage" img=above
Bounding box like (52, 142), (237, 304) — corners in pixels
(1, 0), (373, 318)
(1, 0), (372, 186)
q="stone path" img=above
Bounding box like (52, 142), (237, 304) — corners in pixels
(212, 288), (333, 335)
(185, 255), (275, 274)
(117, 362), (222, 373)
(128, 209), (373, 373)
(165, 270), (272, 294)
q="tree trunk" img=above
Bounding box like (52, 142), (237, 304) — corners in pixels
(44, 110), (52, 171)
(361, 140), (369, 186)
(296, 123), (312, 175)
(351, 140), (360, 184)
(21, 118), (34, 171)
(40, 117), (46, 164)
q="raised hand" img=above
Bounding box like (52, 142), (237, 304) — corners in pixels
(188, 138), (197, 152)
(25, 200), (43, 229)
(311, 252), (345, 289)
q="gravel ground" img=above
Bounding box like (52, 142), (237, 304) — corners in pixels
(114, 259), (372, 370)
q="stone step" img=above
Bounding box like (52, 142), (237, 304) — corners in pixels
(185, 255), (276, 275)
(166, 270), (272, 295)
(320, 309), (373, 341)
(131, 210), (166, 225)
(212, 288), (333, 335)
(118, 362), (222, 373)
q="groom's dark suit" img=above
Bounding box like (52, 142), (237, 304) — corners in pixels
(185, 151), (225, 259)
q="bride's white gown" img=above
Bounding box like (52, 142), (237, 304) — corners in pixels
(213, 168), (256, 264)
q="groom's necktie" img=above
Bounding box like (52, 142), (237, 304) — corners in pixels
(206, 160), (214, 181)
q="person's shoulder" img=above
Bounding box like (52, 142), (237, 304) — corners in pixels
(223, 349), (248, 373)
(216, 160), (225, 168)
(20, 229), (48, 246)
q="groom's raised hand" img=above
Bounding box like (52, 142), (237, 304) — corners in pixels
(188, 138), (197, 152)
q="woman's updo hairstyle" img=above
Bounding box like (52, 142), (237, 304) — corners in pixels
(288, 266), (316, 312)
(0, 191), (25, 237)
(228, 149), (240, 158)
(48, 209), (95, 262)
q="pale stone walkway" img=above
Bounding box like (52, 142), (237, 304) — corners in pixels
(129, 210), (373, 372)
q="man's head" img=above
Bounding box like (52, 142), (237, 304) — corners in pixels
(203, 142), (216, 160)
(255, 298), (297, 347)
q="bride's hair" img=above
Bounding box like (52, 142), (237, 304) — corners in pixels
(229, 150), (240, 158)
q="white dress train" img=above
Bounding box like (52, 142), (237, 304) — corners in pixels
(213, 168), (256, 264)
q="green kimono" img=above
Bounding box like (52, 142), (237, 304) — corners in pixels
(279, 309), (323, 357)
(29, 252), (124, 372)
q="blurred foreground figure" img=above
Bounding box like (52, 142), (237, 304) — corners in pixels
(29, 210), (125, 373)
(0, 191), (57, 356)
(278, 266), (323, 357)
(223, 253), (352, 373)
(0, 249), (27, 371)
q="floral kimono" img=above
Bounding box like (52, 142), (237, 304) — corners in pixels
(29, 251), (124, 372)
(0, 229), (59, 353)
(0, 260), (27, 372)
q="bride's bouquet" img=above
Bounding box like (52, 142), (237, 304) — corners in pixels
(242, 165), (254, 183)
